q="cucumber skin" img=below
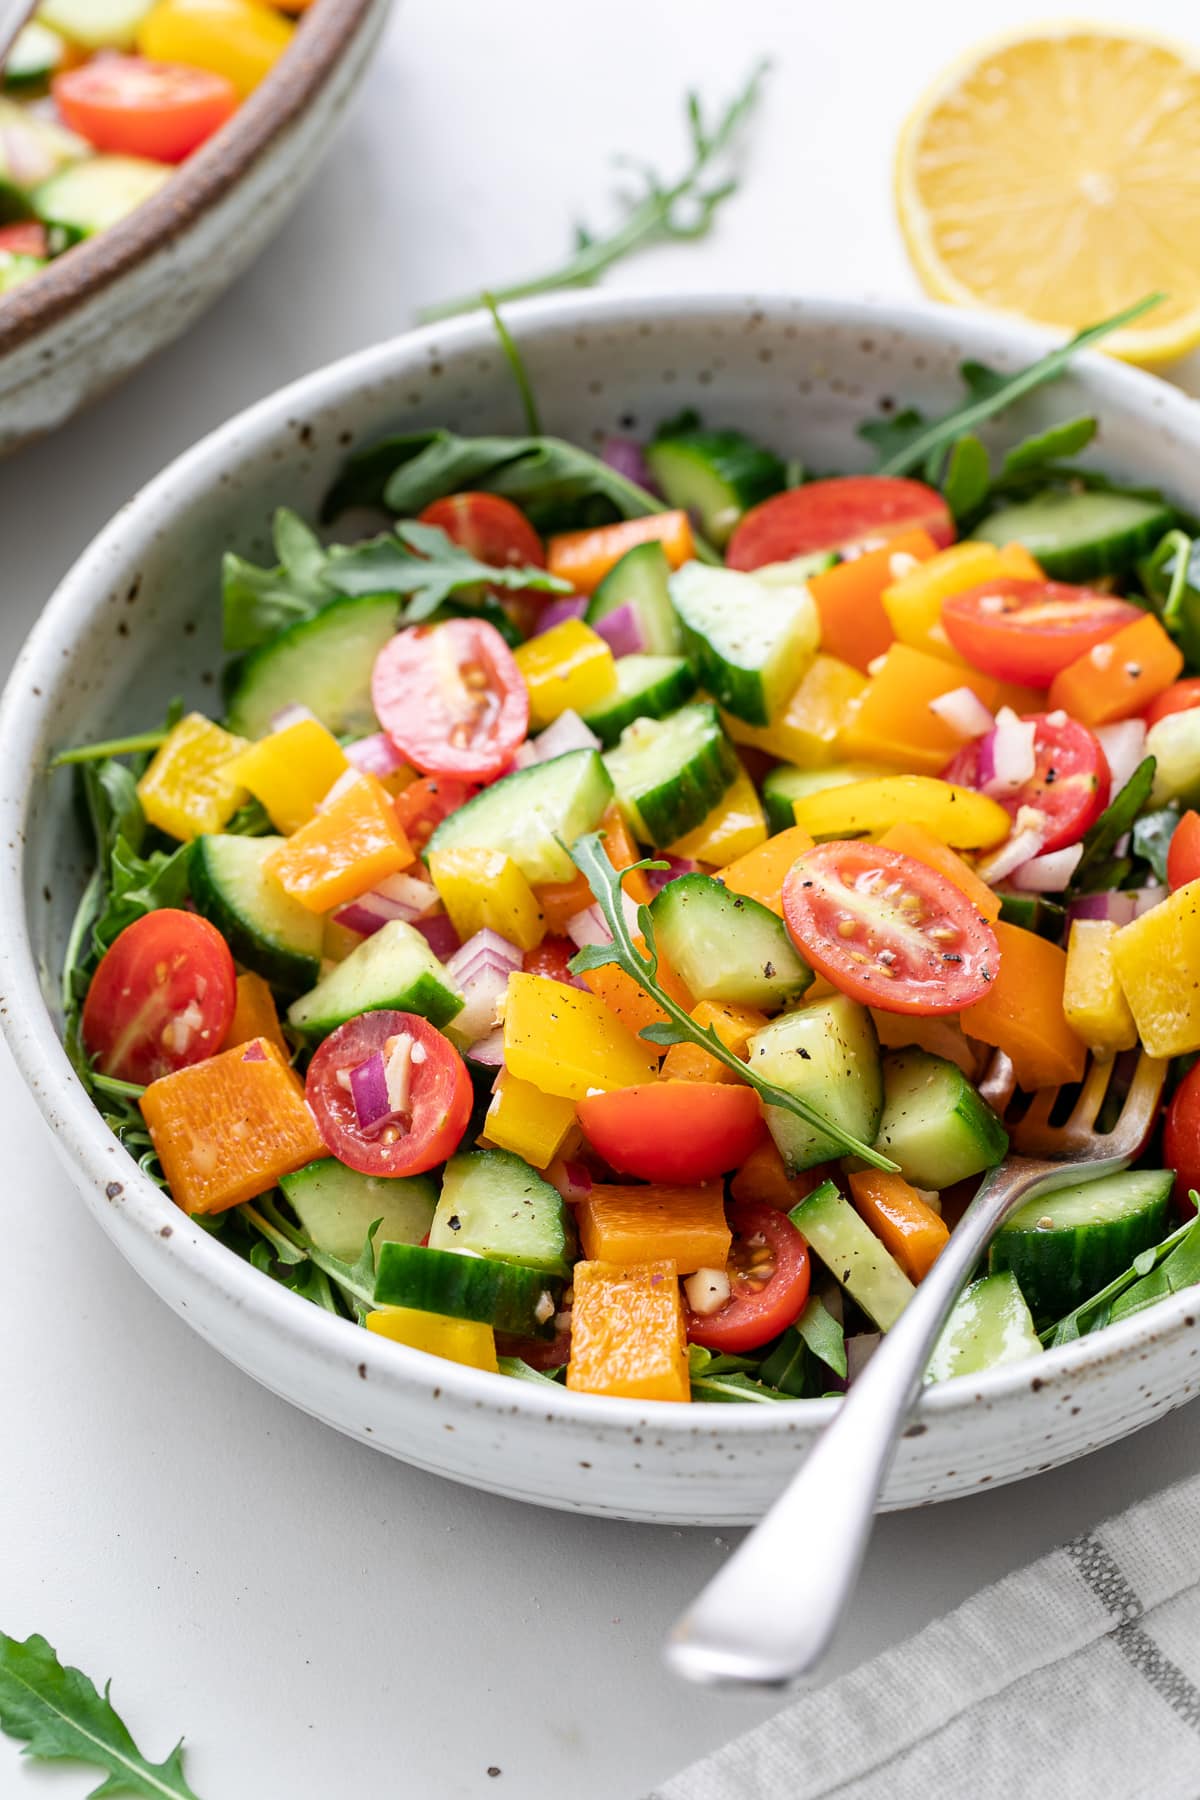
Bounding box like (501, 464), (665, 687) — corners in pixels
(374, 1242), (563, 1336)
(645, 429), (786, 546)
(287, 921), (463, 1043)
(604, 704), (739, 847)
(976, 491), (1174, 581)
(426, 748), (614, 886)
(989, 1172), (1173, 1319)
(586, 541), (682, 655)
(190, 834), (322, 995)
(649, 873), (812, 1011)
(428, 1148), (572, 1278)
(582, 657), (698, 748)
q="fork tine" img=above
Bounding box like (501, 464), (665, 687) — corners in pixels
(1115, 1051), (1169, 1152)
(1066, 1056), (1116, 1134)
(1013, 1085), (1058, 1142)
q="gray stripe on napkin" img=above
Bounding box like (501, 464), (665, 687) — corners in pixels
(1068, 1530), (1200, 1732)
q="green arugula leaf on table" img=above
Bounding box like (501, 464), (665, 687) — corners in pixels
(1044, 1209), (1200, 1346)
(0, 1629), (202, 1798)
(1066, 756), (1157, 896)
(566, 830), (898, 1170)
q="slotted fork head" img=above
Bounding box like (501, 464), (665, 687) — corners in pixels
(1005, 1048), (1168, 1165)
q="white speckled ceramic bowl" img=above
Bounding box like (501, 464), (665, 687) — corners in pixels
(0, 0), (391, 453)
(3, 293), (1198, 1525)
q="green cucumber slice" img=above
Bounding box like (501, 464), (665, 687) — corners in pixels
(761, 762), (891, 835)
(586, 541), (682, 654)
(747, 996), (882, 1171)
(925, 1272), (1042, 1383)
(668, 563), (820, 727)
(33, 154), (170, 236)
(38, 0), (153, 48)
(995, 890), (1067, 940)
(789, 1178), (914, 1330)
(191, 833), (324, 994)
(648, 872), (812, 1011)
(1147, 708), (1200, 809)
(287, 920), (462, 1042)
(4, 23), (67, 87)
(225, 592), (398, 740)
(581, 654), (697, 747)
(976, 489), (1174, 581)
(989, 1168), (1174, 1318)
(644, 428), (786, 547)
(280, 1159), (437, 1263)
(874, 1049), (1008, 1189)
(374, 1242), (563, 1336)
(427, 1149), (571, 1278)
(426, 747), (613, 885)
(603, 701), (737, 846)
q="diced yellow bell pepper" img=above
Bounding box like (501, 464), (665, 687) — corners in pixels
(661, 999), (768, 1082)
(577, 1183), (731, 1274)
(720, 654), (868, 768)
(1064, 920), (1138, 1056)
(366, 1306), (499, 1373)
(792, 774), (1010, 849)
(882, 541), (1023, 665)
(665, 764), (767, 865)
(567, 1259), (690, 1402)
(428, 847), (546, 952)
(513, 620), (617, 728)
(483, 1068), (579, 1169)
(138, 0), (294, 97)
(502, 970), (659, 1099)
(1111, 884), (1200, 1057)
(226, 718), (349, 834)
(718, 825), (815, 915)
(137, 712), (248, 842)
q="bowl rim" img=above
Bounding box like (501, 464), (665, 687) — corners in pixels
(4, 287), (1200, 1440)
(0, 0), (382, 359)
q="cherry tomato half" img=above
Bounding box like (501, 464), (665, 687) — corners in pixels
(306, 1010), (472, 1178)
(685, 1199), (811, 1354)
(81, 909), (236, 1086)
(392, 774), (477, 854)
(940, 578), (1142, 688)
(726, 475), (954, 570)
(576, 1082), (766, 1184)
(1168, 811), (1200, 892)
(419, 493), (546, 571)
(522, 936), (577, 984)
(54, 57), (238, 163)
(0, 222), (48, 258)
(782, 842), (1000, 1015)
(372, 618), (529, 782)
(1144, 677), (1200, 730)
(1163, 1061), (1200, 1218)
(942, 712), (1110, 854)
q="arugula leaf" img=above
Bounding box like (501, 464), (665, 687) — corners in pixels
(1131, 808), (1180, 885)
(858, 405), (926, 467)
(757, 1295), (848, 1396)
(91, 839), (192, 957)
(940, 434), (990, 520)
(794, 1293), (848, 1379)
(1067, 756), (1157, 895)
(222, 508), (339, 653)
(1138, 529), (1200, 667)
(1044, 1211), (1200, 1346)
(419, 63), (769, 322)
(0, 1630), (202, 1798)
(497, 1356), (567, 1386)
(999, 414), (1096, 477)
(687, 1345), (790, 1403)
(240, 1198), (378, 1320)
(325, 522), (570, 623)
(567, 831), (898, 1170)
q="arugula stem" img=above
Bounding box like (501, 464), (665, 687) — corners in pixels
(1041, 1212), (1200, 1345)
(483, 291), (542, 436)
(242, 1200), (377, 1311)
(91, 1072), (147, 1100)
(51, 730), (168, 768)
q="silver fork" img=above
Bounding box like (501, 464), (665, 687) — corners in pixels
(665, 1048), (1168, 1691)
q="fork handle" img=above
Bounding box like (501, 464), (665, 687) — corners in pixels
(665, 1159), (1052, 1690)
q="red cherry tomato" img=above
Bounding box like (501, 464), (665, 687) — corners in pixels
(0, 222), (48, 257)
(685, 1199), (811, 1354)
(522, 936), (576, 984)
(942, 712), (1110, 854)
(576, 1082), (765, 1183)
(1163, 1061), (1200, 1218)
(1144, 677), (1200, 729)
(53, 57), (238, 163)
(1168, 811), (1200, 892)
(940, 578), (1143, 687)
(781, 842), (1000, 1016)
(81, 909), (236, 1086)
(726, 475), (954, 570)
(392, 774), (477, 854)
(372, 618), (529, 782)
(419, 493), (546, 571)
(306, 1011), (472, 1178)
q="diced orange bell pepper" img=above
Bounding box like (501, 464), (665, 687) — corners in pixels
(806, 529), (938, 672)
(567, 1259), (690, 1401)
(718, 825), (815, 915)
(841, 644), (1001, 772)
(960, 920), (1086, 1090)
(848, 1170), (949, 1282)
(870, 1008), (986, 1078)
(661, 999), (768, 1082)
(224, 971), (289, 1059)
(581, 938), (693, 1043)
(877, 820), (1000, 922)
(264, 773), (413, 914)
(1047, 613), (1184, 726)
(576, 1184), (731, 1274)
(997, 543), (1044, 580)
(140, 1037), (325, 1216)
(546, 511), (694, 595)
(225, 718), (349, 834)
(730, 1139), (832, 1210)
(536, 804), (651, 930)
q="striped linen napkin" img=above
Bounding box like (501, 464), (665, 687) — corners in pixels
(649, 1470), (1200, 1800)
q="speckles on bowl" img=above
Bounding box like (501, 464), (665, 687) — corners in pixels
(105, 1181), (123, 1201)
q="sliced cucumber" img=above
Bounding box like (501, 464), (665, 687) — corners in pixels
(747, 996), (882, 1171)
(280, 1159), (437, 1263)
(648, 873), (812, 1012)
(995, 890), (1067, 941)
(976, 489), (1174, 581)
(604, 701), (737, 846)
(989, 1168), (1174, 1318)
(191, 833), (324, 994)
(1147, 709), (1200, 809)
(586, 541), (682, 654)
(374, 1242), (563, 1336)
(668, 562), (820, 727)
(226, 592), (397, 740)
(426, 748), (613, 885)
(752, 550), (839, 587)
(33, 154), (170, 236)
(644, 427), (786, 547)
(287, 920), (462, 1042)
(925, 1272), (1042, 1383)
(427, 1149), (571, 1278)
(874, 1050), (1008, 1189)
(38, 0), (153, 49)
(581, 654), (697, 747)
(0, 98), (84, 193)
(4, 23), (67, 87)
(762, 762), (890, 835)
(789, 1179), (914, 1331)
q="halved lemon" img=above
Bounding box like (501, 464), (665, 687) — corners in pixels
(896, 26), (1200, 364)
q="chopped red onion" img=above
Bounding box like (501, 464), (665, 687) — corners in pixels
(1095, 719), (1147, 798)
(470, 1027), (506, 1067)
(349, 1050), (397, 1134)
(644, 855), (702, 895)
(375, 870), (439, 912)
(566, 904), (612, 949)
(1, 123), (55, 187)
(976, 816), (1047, 884)
(846, 1332), (881, 1384)
(1132, 884), (1168, 917)
(411, 913), (461, 960)
(332, 871), (438, 937)
(447, 929), (524, 984)
(270, 702), (319, 733)
(318, 768), (363, 811)
(345, 731), (408, 778)
(532, 710), (602, 760)
(450, 961), (511, 1044)
(510, 741), (539, 770)
(241, 1041), (267, 1063)
(1008, 843), (1083, 892)
(546, 1158), (593, 1205)
(927, 686), (994, 741)
(601, 436), (656, 491)
(1066, 891), (1137, 929)
(592, 602), (647, 658)
(976, 708), (1037, 796)
(534, 595), (589, 634)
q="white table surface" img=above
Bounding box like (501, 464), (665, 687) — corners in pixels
(4, 1), (1200, 1794)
